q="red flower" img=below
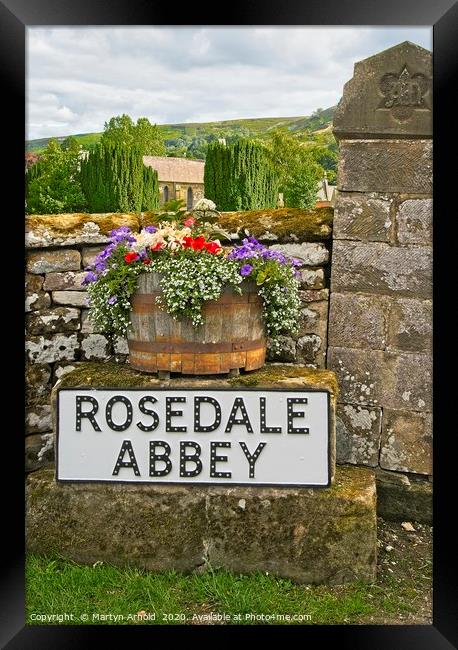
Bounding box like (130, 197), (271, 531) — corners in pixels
(182, 236), (194, 248)
(204, 241), (222, 254)
(124, 252), (139, 264)
(151, 243), (163, 251)
(142, 257), (152, 265)
(191, 236), (206, 251)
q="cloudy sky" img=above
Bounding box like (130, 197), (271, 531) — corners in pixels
(26, 26), (432, 140)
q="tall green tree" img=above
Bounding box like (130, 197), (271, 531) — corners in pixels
(204, 140), (278, 210)
(80, 143), (159, 212)
(25, 138), (87, 214)
(265, 130), (324, 208)
(101, 114), (166, 156)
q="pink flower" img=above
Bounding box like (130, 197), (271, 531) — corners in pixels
(183, 217), (195, 227)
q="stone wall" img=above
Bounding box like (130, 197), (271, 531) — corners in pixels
(328, 41), (432, 518)
(25, 207), (332, 472)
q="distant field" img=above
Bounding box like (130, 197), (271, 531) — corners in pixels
(26, 107), (336, 153)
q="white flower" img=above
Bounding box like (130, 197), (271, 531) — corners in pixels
(193, 198), (216, 212)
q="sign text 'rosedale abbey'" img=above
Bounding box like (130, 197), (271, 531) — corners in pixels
(57, 389), (330, 486)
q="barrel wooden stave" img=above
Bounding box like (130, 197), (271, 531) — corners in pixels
(127, 272), (266, 374)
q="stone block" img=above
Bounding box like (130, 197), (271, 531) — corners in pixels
(26, 466), (376, 584)
(333, 41), (432, 140)
(25, 273), (43, 293)
(382, 351), (432, 411)
(26, 333), (79, 364)
(296, 335), (323, 365)
(333, 193), (394, 242)
(298, 301), (328, 339)
(26, 402), (52, 434)
(53, 362), (85, 382)
(338, 140), (432, 193)
(26, 249), (81, 274)
(26, 307), (81, 335)
(82, 245), (106, 268)
(80, 310), (100, 334)
(327, 346), (384, 407)
(375, 469), (432, 524)
(25, 364), (52, 402)
(25, 292), (51, 313)
(269, 242), (329, 265)
(380, 409), (432, 474)
(266, 336), (296, 362)
(331, 241), (432, 298)
(336, 403), (381, 467)
(52, 291), (89, 308)
(299, 289), (329, 303)
(396, 199), (432, 245)
(328, 293), (388, 350)
(114, 336), (129, 355)
(387, 298), (432, 352)
(25, 433), (54, 473)
(80, 333), (111, 360)
(299, 267), (325, 289)
(43, 272), (87, 291)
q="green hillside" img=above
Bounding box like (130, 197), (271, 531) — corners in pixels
(26, 107), (336, 155)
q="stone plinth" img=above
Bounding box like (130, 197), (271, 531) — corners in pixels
(26, 465), (377, 584)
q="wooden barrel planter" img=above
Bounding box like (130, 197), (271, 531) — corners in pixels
(127, 272), (266, 375)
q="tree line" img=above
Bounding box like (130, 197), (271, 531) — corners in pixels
(25, 114), (337, 214)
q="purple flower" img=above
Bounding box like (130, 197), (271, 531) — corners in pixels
(144, 225), (157, 233)
(108, 296), (118, 305)
(291, 257), (303, 267)
(240, 264), (253, 277)
(109, 226), (136, 245)
(82, 271), (97, 285)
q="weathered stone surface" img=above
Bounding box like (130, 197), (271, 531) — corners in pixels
(396, 199), (432, 245)
(269, 242), (329, 265)
(331, 241), (432, 298)
(338, 140), (432, 193)
(387, 298), (432, 352)
(333, 193), (394, 242)
(376, 469), (432, 524)
(333, 41), (432, 140)
(26, 402), (52, 434)
(336, 404), (382, 467)
(53, 362), (85, 382)
(299, 267), (325, 289)
(26, 333), (79, 363)
(26, 469), (208, 572)
(298, 301), (328, 339)
(26, 364), (52, 402)
(26, 307), (81, 335)
(25, 213), (141, 248)
(206, 466), (376, 584)
(328, 293), (388, 350)
(26, 249), (81, 274)
(299, 289), (329, 303)
(25, 291), (51, 313)
(114, 336), (129, 355)
(296, 335), (323, 365)
(52, 291), (89, 308)
(43, 272), (87, 291)
(26, 466), (376, 584)
(380, 409), (432, 474)
(266, 336), (296, 362)
(80, 333), (111, 360)
(80, 310), (101, 334)
(25, 273), (43, 293)
(25, 434), (54, 472)
(82, 245), (106, 268)
(382, 351), (432, 411)
(327, 346), (383, 407)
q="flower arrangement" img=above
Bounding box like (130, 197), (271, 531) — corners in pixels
(83, 199), (303, 350)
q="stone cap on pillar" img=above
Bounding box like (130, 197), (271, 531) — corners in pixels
(333, 41), (432, 140)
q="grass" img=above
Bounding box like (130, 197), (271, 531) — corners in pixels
(26, 519), (432, 626)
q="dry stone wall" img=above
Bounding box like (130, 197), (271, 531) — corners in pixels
(329, 41), (432, 518)
(25, 208), (332, 472)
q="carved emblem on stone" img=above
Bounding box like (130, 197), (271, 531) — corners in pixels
(378, 65), (430, 122)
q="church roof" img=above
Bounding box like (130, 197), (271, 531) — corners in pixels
(143, 156), (204, 184)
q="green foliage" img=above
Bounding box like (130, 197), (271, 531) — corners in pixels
(80, 143), (159, 213)
(265, 130), (324, 209)
(25, 138), (87, 214)
(205, 140), (279, 211)
(101, 114), (166, 156)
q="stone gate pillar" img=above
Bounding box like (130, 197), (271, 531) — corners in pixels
(328, 41), (432, 518)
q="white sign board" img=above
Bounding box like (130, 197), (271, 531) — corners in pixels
(56, 389), (330, 486)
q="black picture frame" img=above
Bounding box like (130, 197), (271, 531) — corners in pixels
(5, 0), (457, 646)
